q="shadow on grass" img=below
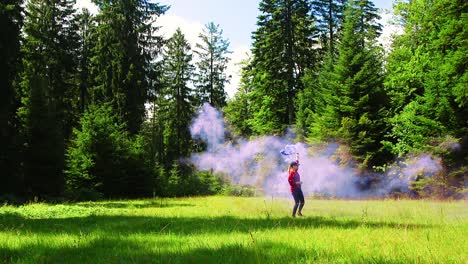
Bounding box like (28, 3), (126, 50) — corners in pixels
(75, 200), (194, 209)
(0, 212), (431, 237)
(0, 237), (410, 264)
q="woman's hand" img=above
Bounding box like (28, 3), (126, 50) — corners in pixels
(296, 181), (302, 185)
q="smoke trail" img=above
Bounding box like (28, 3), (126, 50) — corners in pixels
(189, 103), (444, 198)
(190, 103), (225, 151)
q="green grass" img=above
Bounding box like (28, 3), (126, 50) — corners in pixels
(0, 197), (467, 264)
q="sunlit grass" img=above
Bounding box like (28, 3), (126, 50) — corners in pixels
(1, 197), (467, 263)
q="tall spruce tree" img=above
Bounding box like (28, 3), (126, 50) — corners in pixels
(311, 0), (347, 57)
(224, 58), (255, 136)
(243, 0), (317, 134)
(18, 0), (79, 197)
(308, 0), (387, 167)
(160, 29), (195, 165)
(0, 0), (23, 195)
(91, 0), (168, 134)
(297, 0), (348, 137)
(139, 6), (166, 172)
(76, 8), (96, 113)
(194, 22), (231, 108)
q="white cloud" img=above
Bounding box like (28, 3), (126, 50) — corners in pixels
(74, 0), (99, 14)
(157, 14), (250, 99)
(157, 14), (204, 49)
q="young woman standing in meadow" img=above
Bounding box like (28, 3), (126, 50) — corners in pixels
(288, 156), (304, 217)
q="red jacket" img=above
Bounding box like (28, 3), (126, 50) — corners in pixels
(288, 170), (301, 192)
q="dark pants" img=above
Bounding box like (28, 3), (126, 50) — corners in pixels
(292, 188), (305, 216)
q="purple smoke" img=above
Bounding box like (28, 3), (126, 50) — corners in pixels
(190, 103), (225, 150)
(189, 104), (444, 198)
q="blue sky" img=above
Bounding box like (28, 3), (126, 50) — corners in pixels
(158, 0), (394, 49)
(75, 0), (398, 97)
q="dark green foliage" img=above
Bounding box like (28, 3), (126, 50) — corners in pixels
(192, 170), (223, 195)
(65, 104), (152, 200)
(24, 76), (66, 197)
(160, 162), (223, 197)
(160, 29), (195, 164)
(141, 28), (226, 197)
(224, 61), (255, 136)
(296, 0), (347, 136)
(311, 0), (347, 57)
(18, 0), (79, 198)
(194, 22), (231, 108)
(91, 0), (168, 134)
(2, 0), (466, 200)
(166, 162), (182, 197)
(76, 8), (97, 113)
(0, 0), (23, 195)
(303, 0), (387, 166)
(241, 0), (318, 134)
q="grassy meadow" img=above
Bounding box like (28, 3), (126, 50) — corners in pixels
(0, 196), (467, 264)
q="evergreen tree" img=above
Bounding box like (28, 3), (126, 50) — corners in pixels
(167, 161), (181, 197)
(65, 104), (152, 199)
(384, 0), (467, 156)
(144, 13), (167, 173)
(224, 58), (255, 136)
(76, 8), (96, 113)
(296, 51), (336, 138)
(18, 0), (79, 197)
(308, 0), (387, 166)
(297, 0), (348, 137)
(311, 0), (347, 57)
(0, 0), (23, 195)
(91, 0), (168, 134)
(194, 22), (231, 108)
(160, 29), (195, 164)
(244, 0), (317, 134)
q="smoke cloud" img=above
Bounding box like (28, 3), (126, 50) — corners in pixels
(189, 103), (443, 198)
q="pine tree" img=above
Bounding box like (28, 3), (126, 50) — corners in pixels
(194, 22), (231, 108)
(65, 104), (152, 199)
(76, 8), (96, 113)
(91, 0), (168, 134)
(18, 0), (79, 197)
(224, 58), (255, 136)
(244, 0), (317, 134)
(167, 161), (181, 197)
(297, 0), (348, 137)
(0, 0), (23, 195)
(144, 11), (167, 172)
(160, 29), (195, 164)
(309, 0), (387, 166)
(311, 0), (347, 57)
(298, 51), (338, 139)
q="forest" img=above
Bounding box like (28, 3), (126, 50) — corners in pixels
(1, 0), (466, 202)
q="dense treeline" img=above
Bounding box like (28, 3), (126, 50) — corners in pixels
(225, 0), (466, 194)
(1, 0), (227, 201)
(1, 0), (466, 201)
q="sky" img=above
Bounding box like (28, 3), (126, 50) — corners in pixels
(75, 0), (399, 98)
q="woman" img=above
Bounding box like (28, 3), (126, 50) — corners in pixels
(288, 160), (304, 217)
